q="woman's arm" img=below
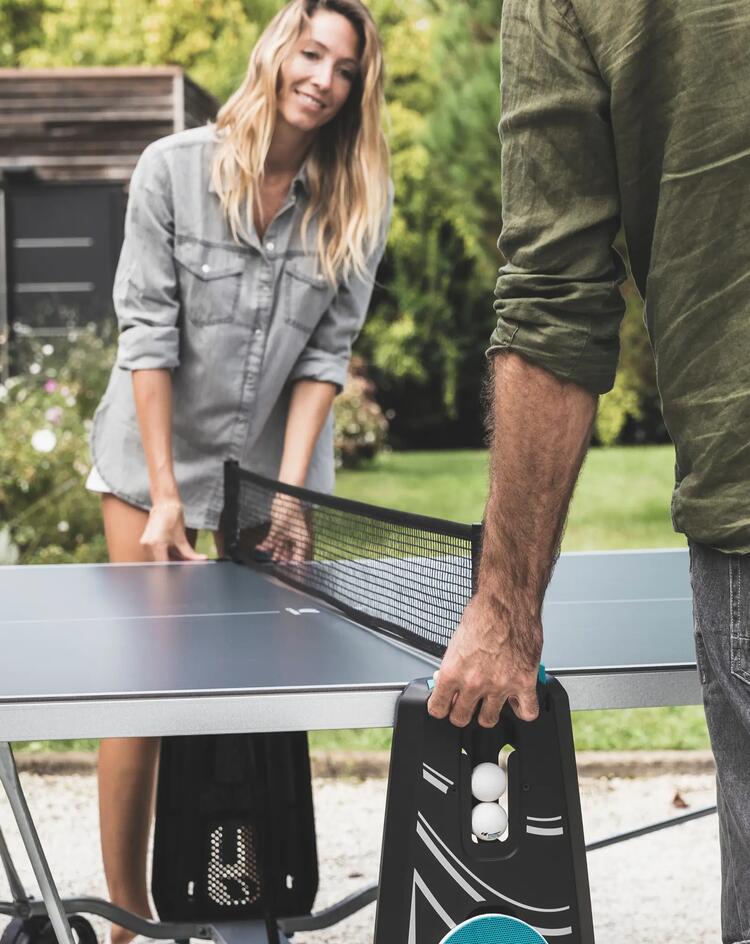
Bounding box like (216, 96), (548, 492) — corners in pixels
(256, 379), (336, 562)
(277, 378), (337, 486)
(132, 369), (206, 563)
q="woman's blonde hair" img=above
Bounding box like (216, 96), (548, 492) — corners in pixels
(212, 0), (389, 286)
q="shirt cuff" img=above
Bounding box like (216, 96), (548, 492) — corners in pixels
(486, 316), (619, 395)
(116, 325), (180, 370)
(289, 348), (348, 389)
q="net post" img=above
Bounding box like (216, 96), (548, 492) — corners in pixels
(222, 460), (241, 561)
(470, 523), (483, 594)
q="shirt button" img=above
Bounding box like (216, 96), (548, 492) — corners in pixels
(266, 241), (275, 252)
(201, 264), (211, 274)
(254, 328), (262, 336)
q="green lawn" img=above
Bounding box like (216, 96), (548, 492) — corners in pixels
(15, 445), (709, 756)
(335, 444), (685, 551)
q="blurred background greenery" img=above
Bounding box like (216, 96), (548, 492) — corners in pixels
(0, 0), (663, 451)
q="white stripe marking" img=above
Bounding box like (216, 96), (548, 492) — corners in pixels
(527, 815), (562, 823)
(527, 826), (565, 837)
(423, 771), (449, 794)
(545, 596), (690, 606)
(416, 823), (484, 901)
(14, 237), (94, 249)
(414, 870), (455, 930)
(423, 762), (454, 787)
(408, 876), (417, 944)
(0, 610), (282, 627)
(15, 282), (95, 293)
(417, 813), (569, 914)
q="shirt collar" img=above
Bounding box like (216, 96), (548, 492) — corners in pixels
(207, 151), (310, 198)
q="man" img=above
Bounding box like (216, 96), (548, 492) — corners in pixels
(429, 2), (750, 941)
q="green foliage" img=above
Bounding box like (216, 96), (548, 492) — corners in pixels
(359, 0), (503, 446)
(596, 248), (660, 446)
(333, 358), (390, 469)
(15, 0), (279, 103)
(0, 0), (47, 66)
(0, 328), (114, 565)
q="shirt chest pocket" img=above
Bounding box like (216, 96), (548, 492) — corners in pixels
(174, 243), (245, 326)
(284, 258), (335, 333)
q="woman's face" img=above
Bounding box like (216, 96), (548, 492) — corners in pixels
(277, 9), (361, 135)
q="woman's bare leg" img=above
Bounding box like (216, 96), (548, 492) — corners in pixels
(98, 495), (197, 944)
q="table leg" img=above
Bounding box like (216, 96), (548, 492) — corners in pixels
(0, 743), (75, 944)
(0, 820), (31, 905)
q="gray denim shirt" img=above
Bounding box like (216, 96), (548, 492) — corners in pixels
(91, 126), (390, 530)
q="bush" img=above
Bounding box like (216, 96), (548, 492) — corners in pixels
(333, 358), (390, 469)
(0, 326), (115, 564)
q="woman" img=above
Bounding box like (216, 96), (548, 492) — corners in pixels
(88, 1), (390, 939)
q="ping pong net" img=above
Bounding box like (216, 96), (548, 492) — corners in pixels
(223, 461), (481, 656)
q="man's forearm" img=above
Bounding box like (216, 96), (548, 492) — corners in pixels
(477, 352), (597, 664)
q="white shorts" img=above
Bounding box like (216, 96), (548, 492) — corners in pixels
(85, 465), (112, 494)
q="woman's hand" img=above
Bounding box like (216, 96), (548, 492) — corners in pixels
(140, 500), (208, 563)
(256, 494), (314, 563)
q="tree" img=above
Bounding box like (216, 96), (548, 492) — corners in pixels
(360, 0), (504, 446)
(0, 0), (47, 67)
(18, 0), (279, 103)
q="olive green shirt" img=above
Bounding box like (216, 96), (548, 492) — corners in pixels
(489, 0), (750, 552)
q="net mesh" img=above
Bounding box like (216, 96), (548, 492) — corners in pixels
(223, 463), (480, 656)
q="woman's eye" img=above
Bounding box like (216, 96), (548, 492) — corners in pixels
(302, 49), (319, 59)
(339, 69), (355, 81)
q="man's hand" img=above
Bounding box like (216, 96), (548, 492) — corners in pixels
(428, 594), (542, 728)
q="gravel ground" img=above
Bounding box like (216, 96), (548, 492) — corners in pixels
(0, 769), (721, 944)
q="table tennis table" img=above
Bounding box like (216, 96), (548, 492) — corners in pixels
(0, 466), (701, 944)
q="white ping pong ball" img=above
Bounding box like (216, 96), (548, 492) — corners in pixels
(471, 763), (507, 802)
(472, 802), (508, 841)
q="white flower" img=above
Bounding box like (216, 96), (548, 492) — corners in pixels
(65, 396), (76, 407)
(57, 521), (70, 533)
(31, 429), (57, 453)
(0, 385), (6, 402)
(42, 344), (54, 356)
(29, 363), (41, 375)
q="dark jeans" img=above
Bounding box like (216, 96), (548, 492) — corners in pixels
(690, 542), (750, 944)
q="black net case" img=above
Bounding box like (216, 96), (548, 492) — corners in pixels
(152, 732), (317, 922)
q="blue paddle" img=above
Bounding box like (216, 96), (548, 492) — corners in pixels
(438, 914), (547, 943)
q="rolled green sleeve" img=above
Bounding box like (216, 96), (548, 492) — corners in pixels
(487, 0), (626, 395)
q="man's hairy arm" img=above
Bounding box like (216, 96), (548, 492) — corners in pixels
(428, 351), (597, 728)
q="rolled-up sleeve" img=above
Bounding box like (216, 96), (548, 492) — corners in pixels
(488, 0), (626, 395)
(114, 144), (181, 370)
(289, 186), (393, 389)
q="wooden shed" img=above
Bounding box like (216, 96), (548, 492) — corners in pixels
(0, 67), (219, 181)
(0, 68), (219, 375)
